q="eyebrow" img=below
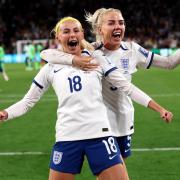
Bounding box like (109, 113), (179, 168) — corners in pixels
(107, 20), (124, 22)
(63, 28), (70, 31)
(63, 27), (80, 31)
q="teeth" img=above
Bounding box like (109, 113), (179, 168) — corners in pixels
(113, 32), (121, 36)
(68, 40), (78, 46)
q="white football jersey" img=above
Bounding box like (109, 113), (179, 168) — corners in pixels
(35, 63), (115, 141)
(40, 45), (153, 137)
(99, 41), (154, 136)
(6, 50), (122, 142)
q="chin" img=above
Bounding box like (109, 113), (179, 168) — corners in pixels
(112, 41), (121, 46)
(69, 48), (79, 55)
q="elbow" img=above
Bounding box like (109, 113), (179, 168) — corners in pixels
(164, 57), (176, 70)
(166, 53), (180, 70)
(167, 63), (176, 70)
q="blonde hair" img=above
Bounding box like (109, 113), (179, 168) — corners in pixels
(85, 8), (122, 42)
(52, 16), (94, 52)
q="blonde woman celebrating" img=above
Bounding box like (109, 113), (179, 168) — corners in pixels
(1, 17), (173, 180)
(40, 8), (179, 161)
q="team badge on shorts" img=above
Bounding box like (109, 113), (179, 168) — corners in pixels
(53, 151), (63, 165)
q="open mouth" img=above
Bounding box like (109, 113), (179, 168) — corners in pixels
(67, 40), (78, 47)
(112, 32), (121, 38)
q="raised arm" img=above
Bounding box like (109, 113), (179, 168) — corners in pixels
(40, 49), (98, 70)
(0, 83), (46, 121)
(0, 65), (50, 121)
(152, 49), (180, 69)
(92, 50), (173, 122)
(148, 100), (173, 123)
(40, 49), (74, 65)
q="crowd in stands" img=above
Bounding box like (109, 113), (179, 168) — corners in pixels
(0, 0), (179, 53)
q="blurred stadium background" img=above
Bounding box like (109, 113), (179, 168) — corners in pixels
(0, 0), (180, 180)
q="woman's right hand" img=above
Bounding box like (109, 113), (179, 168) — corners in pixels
(148, 100), (173, 123)
(73, 55), (99, 71)
(0, 110), (8, 121)
(160, 109), (173, 123)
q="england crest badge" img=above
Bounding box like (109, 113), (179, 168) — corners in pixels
(121, 58), (129, 73)
(53, 151), (63, 165)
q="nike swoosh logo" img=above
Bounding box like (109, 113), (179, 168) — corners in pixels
(109, 154), (117, 160)
(54, 69), (61, 73)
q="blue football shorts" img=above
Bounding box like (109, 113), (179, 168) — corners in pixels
(49, 136), (122, 175)
(116, 135), (132, 158)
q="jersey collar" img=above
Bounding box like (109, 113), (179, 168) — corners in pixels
(120, 43), (129, 50)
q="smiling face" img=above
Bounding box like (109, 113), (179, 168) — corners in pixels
(56, 20), (84, 55)
(99, 11), (125, 50)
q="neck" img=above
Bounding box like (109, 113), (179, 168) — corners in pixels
(103, 42), (120, 50)
(63, 47), (81, 56)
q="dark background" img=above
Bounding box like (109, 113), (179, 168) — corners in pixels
(0, 0), (179, 52)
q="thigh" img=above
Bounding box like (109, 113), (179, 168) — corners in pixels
(117, 135), (132, 159)
(49, 141), (84, 174)
(49, 169), (75, 180)
(85, 136), (122, 175)
(97, 163), (129, 180)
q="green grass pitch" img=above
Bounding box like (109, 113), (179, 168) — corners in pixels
(0, 63), (180, 180)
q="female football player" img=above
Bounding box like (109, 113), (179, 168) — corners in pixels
(40, 8), (179, 161)
(0, 17), (173, 180)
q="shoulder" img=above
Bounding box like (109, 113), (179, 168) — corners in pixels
(81, 49), (92, 56)
(121, 41), (140, 50)
(122, 41), (150, 57)
(39, 63), (66, 74)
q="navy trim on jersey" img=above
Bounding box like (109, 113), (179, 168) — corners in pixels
(147, 52), (154, 69)
(104, 67), (118, 77)
(138, 47), (149, 58)
(33, 79), (43, 89)
(95, 43), (104, 50)
(120, 44), (128, 50)
(81, 50), (91, 56)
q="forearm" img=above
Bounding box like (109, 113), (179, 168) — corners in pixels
(130, 85), (152, 107)
(106, 70), (151, 107)
(40, 49), (73, 65)
(147, 100), (164, 113)
(5, 84), (44, 120)
(5, 99), (34, 120)
(148, 100), (173, 122)
(152, 49), (180, 69)
(40, 49), (97, 70)
(107, 70), (172, 121)
(93, 50), (152, 107)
